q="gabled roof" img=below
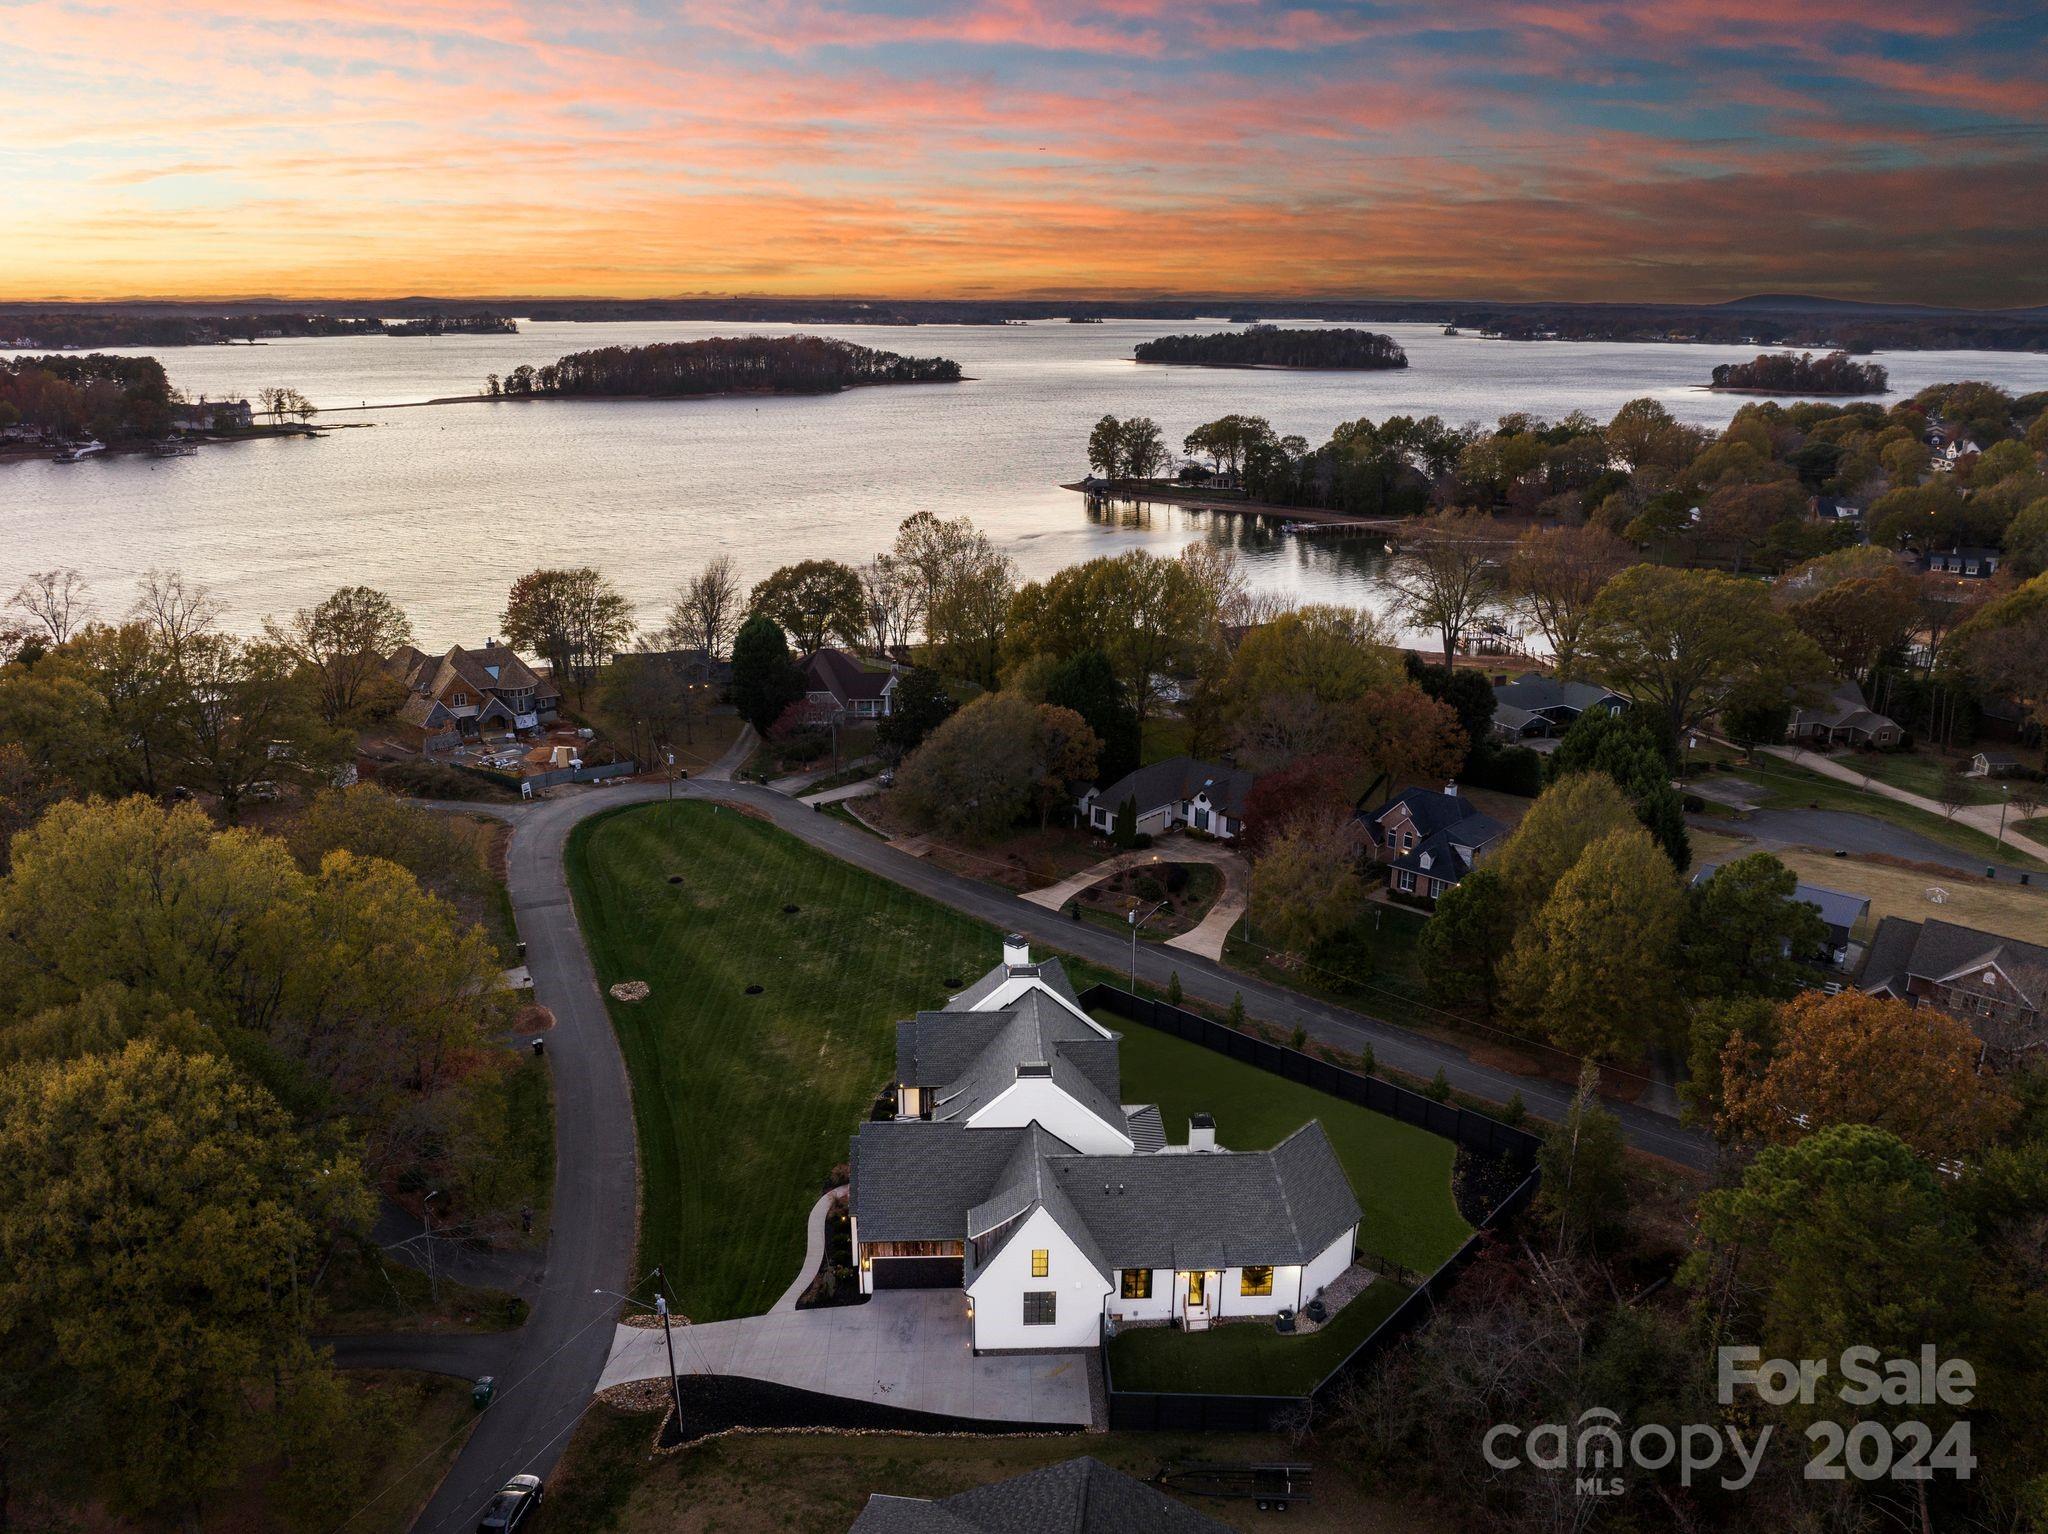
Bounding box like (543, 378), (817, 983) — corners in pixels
(850, 1121), (1034, 1242)
(918, 991), (1131, 1146)
(1086, 756), (1255, 819)
(1791, 678), (1896, 733)
(1367, 786), (1504, 856)
(805, 648), (894, 702)
(1858, 916), (2048, 1008)
(949, 954), (1083, 1013)
(1491, 673), (1625, 716)
(850, 1456), (1231, 1533)
(1045, 1122), (1361, 1271)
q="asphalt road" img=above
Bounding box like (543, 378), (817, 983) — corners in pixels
(1695, 807), (2041, 881)
(403, 775), (1714, 1531)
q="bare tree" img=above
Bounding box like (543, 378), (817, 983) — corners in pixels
(1382, 515), (1503, 668)
(1503, 524), (1630, 677)
(130, 569), (219, 662)
(855, 555), (917, 657)
(264, 584), (413, 724)
(9, 568), (92, 645)
(661, 554), (742, 662)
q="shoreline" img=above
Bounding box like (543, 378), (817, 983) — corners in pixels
(1062, 480), (1398, 529)
(1130, 357), (1409, 373)
(1702, 383), (1889, 396)
(315, 377), (971, 414)
(0, 423), (327, 464)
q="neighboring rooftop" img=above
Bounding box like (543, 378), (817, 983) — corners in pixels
(1087, 756), (1256, 819)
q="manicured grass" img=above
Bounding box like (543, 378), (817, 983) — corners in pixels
(1698, 750), (2047, 871)
(1106, 1278), (1411, 1395)
(1107, 1019), (1472, 1276)
(1850, 749), (2003, 806)
(567, 801), (1000, 1321)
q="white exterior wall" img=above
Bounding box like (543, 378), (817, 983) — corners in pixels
(1300, 1227), (1355, 1304)
(1105, 1268), (1175, 1323)
(966, 1079), (1132, 1153)
(967, 1206), (1109, 1351)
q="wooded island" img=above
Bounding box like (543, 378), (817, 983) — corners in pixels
(486, 334), (963, 400)
(1710, 350), (1889, 395)
(1133, 326), (1409, 370)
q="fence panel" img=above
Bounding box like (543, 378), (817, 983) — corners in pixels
(1081, 982), (1543, 1432)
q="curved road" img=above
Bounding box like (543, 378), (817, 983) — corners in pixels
(406, 771), (1713, 1529)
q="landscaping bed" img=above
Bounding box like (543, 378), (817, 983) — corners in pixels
(1073, 859), (1222, 938)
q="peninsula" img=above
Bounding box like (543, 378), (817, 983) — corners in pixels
(1708, 349), (1889, 395)
(1133, 326), (1408, 370)
(485, 334), (963, 400)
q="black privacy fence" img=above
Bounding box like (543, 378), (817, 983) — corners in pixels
(1079, 983), (1542, 1433)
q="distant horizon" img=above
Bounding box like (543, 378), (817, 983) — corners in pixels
(6, 290), (2044, 317)
(9, 2), (2046, 309)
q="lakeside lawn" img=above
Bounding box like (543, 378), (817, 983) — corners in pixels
(567, 801), (997, 1321)
(1107, 1018), (1472, 1277)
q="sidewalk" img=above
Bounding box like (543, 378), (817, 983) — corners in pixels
(1019, 835), (1249, 963)
(1753, 744), (2048, 863)
(770, 755), (875, 795)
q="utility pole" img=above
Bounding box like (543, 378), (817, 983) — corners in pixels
(422, 1190), (442, 1306)
(654, 1266), (684, 1429)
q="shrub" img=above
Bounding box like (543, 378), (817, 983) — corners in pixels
(1463, 741), (1544, 797)
(1426, 1066), (1452, 1101)
(1166, 971), (1183, 1005)
(1501, 1091), (1526, 1127)
(1164, 863), (1190, 894)
(1227, 992), (1245, 1028)
(373, 759), (509, 801)
(1289, 1024), (1308, 1051)
(1135, 874), (1166, 902)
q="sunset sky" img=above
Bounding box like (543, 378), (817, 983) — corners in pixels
(6, 1), (2045, 305)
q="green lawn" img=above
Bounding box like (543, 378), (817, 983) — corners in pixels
(567, 801), (999, 1321)
(1848, 750), (2003, 806)
(1108, 1019), (1472, 1276)
(1695, 750), (2047, 871)
(1107, 1278), (1410, 1395)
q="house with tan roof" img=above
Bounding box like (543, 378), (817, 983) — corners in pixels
(1858, 915), (2048, 1065)
(385, 639), (560, 745)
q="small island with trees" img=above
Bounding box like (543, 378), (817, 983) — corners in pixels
(484, 334), (963, 401)
(1709, 350), (1889, 395)
(1134, 325), (1408, 370)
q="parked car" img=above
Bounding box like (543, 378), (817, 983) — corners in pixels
(476, 1474), (543, 1531)
(246, 780), (282, 802)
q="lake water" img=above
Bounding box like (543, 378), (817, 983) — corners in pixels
(7, 319), (2048, 648)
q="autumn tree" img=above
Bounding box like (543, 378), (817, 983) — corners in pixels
(1697, 479), (1803, 574)
(1415, 864), (1513, 1010)
(1249, 817), (1364, 959)
(661, 553), (743, 661)
(1031, 703), (1102, 828)
(1238, 754), (1355, 857)
(1719, 991), (2016, 1160)
(1950, 572), (2048, 738)
(1486, 770), (1640, 919)
(1501, 525), (1629, 676)
(266, 583), (413, 724)
(1005, 551), (1212, 725)
(1786, 568), (1918, 685)
(1382, 515), (1501, 668)
(167, 633), (347, 821)
(894, 693), (1046, 839)
(889, 512), (985, 636)
(500, 566), (635, 705)
(729, 613), (805, 731)
(1221, 604), (1399, 769)
(1581, 565), (1828, 740)
(748, 559), (867, 657)
(0, 1042), (372, 1518)
(1547, 709), (1689, 870)
(1536, 1064), (1630, 1255)
(1682, 852), (1827, 998)
(1502, 824), (1684, 1060)
(875, 669), (957, 761)
(925, 540), (1016, 687)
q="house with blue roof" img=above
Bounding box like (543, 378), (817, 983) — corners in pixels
(1361, 783), (1508, 906)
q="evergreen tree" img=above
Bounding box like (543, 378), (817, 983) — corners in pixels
(730, 613), (805, 731)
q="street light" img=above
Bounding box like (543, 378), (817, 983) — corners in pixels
(422, 1190), (443, 1306)
(1998, 783), (2009, 847)
(1128, 900), (1167, 990)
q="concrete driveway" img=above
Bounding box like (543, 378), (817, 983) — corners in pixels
(598, 1291), (1095, 1427)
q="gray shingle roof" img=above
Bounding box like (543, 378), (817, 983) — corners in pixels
(1492, 674), (1625, 716)
(1088, 756), (1255, 820)
(946, 954), (1082, 1012)
(850, 1456), (1232, 1533)
(1857, 916), (2048, 1007)
(917, 992), (1130, 1147)
(1367, 786), (1502, 849)
(1046, 1122), (1360, 1271)
(850, 1121), (1032, 1242)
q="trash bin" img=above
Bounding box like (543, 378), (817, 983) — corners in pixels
(531, 1037), (545, 1057)
(472, 1376), (496, 1409)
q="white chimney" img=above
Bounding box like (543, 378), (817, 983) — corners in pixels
(1444, 781), (1459, 797)
(1003, 933), (1030, 968)
(1188, 1112), (1217, 1153)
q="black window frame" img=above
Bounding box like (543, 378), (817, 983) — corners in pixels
(1023, 1290), (1057, 1326)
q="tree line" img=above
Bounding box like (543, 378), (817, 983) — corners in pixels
(485, 335), (962, 400)
(0, 353), (175, 440)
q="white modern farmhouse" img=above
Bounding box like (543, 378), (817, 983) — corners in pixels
(849, 937), (1362, 1353)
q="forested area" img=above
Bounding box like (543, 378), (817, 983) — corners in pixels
(488, 334), (962, 399)
(1710, 349), (1889, 393)
(0, 311), (384, 348)
(0, 352), (175, 439)
(1134, 326), (1408, 369)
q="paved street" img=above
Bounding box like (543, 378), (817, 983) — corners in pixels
(1693, 807), (2042, 881)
